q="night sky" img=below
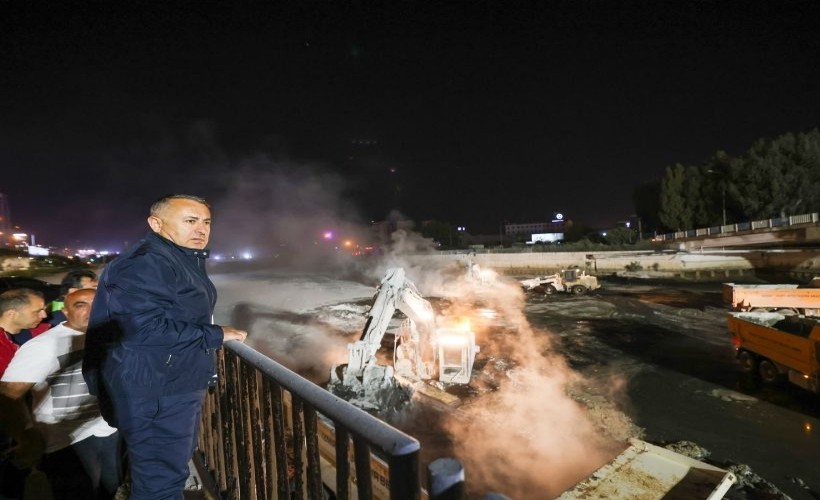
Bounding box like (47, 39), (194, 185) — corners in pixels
(2, 2), (819, 252)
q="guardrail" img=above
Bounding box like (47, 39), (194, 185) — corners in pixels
(196, 342), (424, 500)
(652, 212), (819, 242)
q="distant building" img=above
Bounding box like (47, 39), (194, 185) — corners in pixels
(505, 213), (570, 243)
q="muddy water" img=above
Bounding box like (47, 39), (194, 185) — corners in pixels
(528, 279), (820, 500)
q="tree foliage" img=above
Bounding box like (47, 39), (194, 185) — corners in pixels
(631, 180), (662, 233)
(419, 220), (454, 248)
(655, 128), (820, 231)
(604, 226), (636, 245)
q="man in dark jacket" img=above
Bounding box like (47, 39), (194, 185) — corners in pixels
(83, 194), (247, 500)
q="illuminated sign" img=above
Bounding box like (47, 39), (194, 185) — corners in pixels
(28, 245), (49, 256)
(531, 233), (564, 243)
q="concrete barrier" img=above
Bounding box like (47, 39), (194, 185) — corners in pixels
(408, 249), (820, 282)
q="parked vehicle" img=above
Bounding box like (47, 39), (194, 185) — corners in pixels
(727, 311), (820, 392)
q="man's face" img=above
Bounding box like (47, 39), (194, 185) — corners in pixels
(64, 289), (95, 332)
(147, 198), (212, 250)
(15, 296), (47, 330)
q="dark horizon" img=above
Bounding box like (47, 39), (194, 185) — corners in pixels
(2, 2), (818, 252)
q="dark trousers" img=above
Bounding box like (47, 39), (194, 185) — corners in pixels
(112, 391), (205, 500)
(73, 433), (124, 498)
(39, 432), (124, 500)
(0, 451), (27, 499)
(0, 433), (124, 500)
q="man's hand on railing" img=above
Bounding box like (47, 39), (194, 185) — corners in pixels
(222, 326), (248, 342)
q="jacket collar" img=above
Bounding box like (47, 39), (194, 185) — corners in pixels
(147, 232), (210, 258)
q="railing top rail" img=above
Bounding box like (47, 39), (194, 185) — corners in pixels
(224, 341), (420, 459)
(653, 212), (819, 242)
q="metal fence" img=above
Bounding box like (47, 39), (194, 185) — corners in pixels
(196, 342), (423, 500)
(652, 212), (819, 242)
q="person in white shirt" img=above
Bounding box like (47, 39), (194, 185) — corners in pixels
(0, 288), (122, 500)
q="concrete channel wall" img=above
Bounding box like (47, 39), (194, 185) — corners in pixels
(407, 249), (820, 281)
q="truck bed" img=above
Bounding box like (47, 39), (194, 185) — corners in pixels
(557, 438), (736, 499)
(723, 283), (820, 315)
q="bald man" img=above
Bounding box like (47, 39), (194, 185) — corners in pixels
(1, 289), (122, 499)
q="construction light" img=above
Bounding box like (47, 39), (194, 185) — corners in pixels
(437, 332), (468, 346)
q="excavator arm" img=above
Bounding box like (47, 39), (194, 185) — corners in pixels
(344, 267), (436, 380)
(338, 267), (479, 390)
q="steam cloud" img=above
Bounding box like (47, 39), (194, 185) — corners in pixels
(208, 156), (373, 270)
(208, 158), (635, 497)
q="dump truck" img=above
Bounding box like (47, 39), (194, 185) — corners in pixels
(722, 282), (820, 316)
(557, 438), (736, 499)
(315, 423), (736, 500)
(520, 268), (601, 295)
(727, 311), (820, 392)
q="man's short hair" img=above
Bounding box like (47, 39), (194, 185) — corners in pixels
(0, 288), (45, 315)
(150, 194), (210, 217)
(60, 269), (98, 296)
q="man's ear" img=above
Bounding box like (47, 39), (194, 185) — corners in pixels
(147, 215), (162, 233)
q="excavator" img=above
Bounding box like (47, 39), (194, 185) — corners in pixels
(328, 267), (480, 409)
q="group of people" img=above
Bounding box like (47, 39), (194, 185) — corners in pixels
(0, 194), (248, 500)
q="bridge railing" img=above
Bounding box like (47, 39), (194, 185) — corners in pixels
(196, 342), (424, 500)
(652, 212), (819, 242)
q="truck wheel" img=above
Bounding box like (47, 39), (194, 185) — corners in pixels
(542, 285), (557, 295)
(737, 350), (756, 373)
(758, 359), (781, 383)
(571, 285), (587, 295)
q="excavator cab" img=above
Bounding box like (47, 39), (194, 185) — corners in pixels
(562, 268), (579, 282)
(436, 327), (479, 384)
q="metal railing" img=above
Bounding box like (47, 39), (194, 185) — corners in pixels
(652, 212), (819, 242)
(197, 342), (423, 500)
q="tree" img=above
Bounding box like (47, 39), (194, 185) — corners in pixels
(605, 226), (636, 245)
(650, 128), (820, 231)
(631, 180), (662, 234)
(658, 163), (690, 231)
(563, 221), (596, 243)
(419, 220), (454, 248)
(732, 129), (820, 219)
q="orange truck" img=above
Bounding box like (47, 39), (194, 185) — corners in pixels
(727, 311), (820, 393)
(722, 283), (820, 316)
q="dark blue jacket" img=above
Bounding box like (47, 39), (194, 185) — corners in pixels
(84, 232), (223, 401)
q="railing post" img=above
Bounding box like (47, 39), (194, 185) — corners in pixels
(200, 342), (425, 500)
(389, 450), (420, 500)
(335, 427), (350, 499)
(427, 458), (465, 500)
